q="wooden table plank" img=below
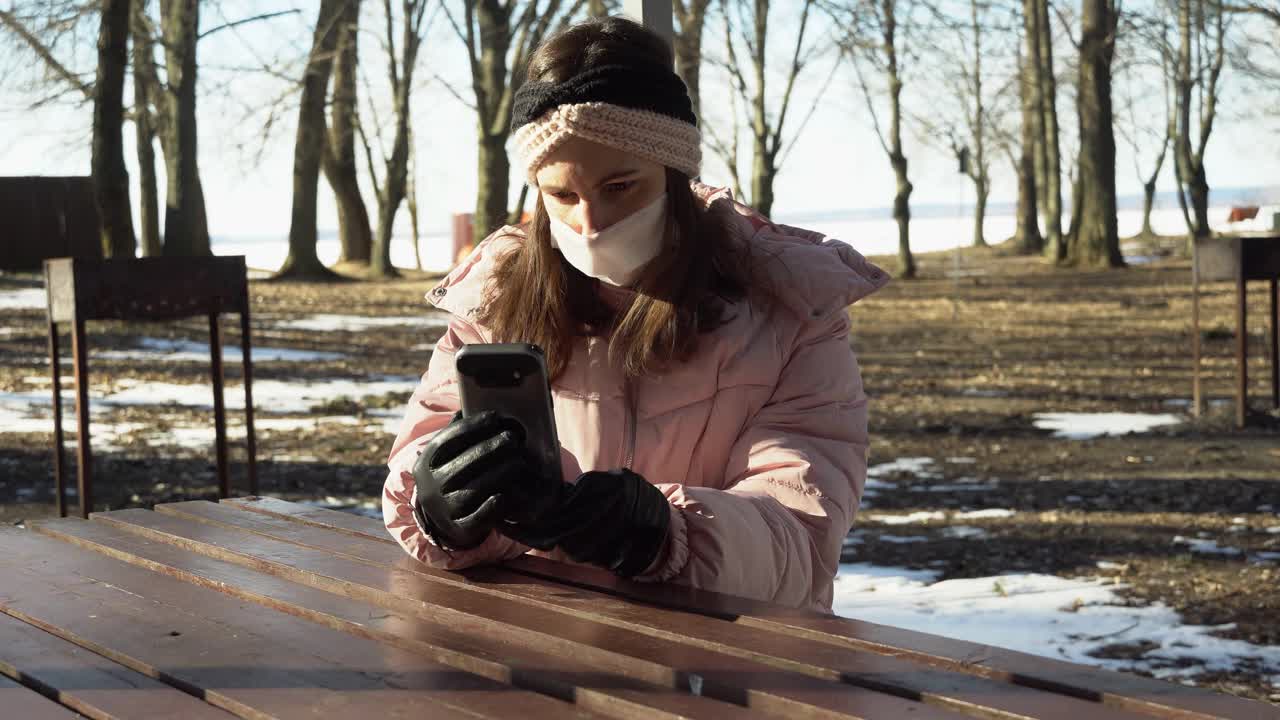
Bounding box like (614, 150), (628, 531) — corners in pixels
(160, 500), (1157, 720)
(229, 496), (388, 540)
(0, 611), (236, 720)
(0, 528), (593, 720)
(225, 497), (1279, 720)
(35, 517), (781, 720)
(0, 673), (83, 719)
(101, 506), (959, 719)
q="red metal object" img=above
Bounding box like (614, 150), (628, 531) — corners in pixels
(43, 256), (258, 518)
(1226, 205), (1259, 223)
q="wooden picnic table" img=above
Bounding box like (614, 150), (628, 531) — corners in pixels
(0, 497), (1274, 719)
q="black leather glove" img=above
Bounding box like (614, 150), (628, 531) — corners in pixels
(411, 410), (540, 550)
(498, 468), (671, 578)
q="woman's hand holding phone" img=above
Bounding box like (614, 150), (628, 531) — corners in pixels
(411, 410), (530, 549)
(411, 410), (562, 550)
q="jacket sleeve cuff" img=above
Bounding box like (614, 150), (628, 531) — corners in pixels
(633, 500), (688, 583)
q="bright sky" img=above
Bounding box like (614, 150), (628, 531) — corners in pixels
(1, 1), (1276, 239)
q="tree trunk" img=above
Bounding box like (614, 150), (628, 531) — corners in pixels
(1035, 0), (1064, 263)
(159, 0), (208, 257)
(1016, 6), (1043, 254)
(1139, 120), (1170, 238)
(1024, 0), (1047, 215)
(1069, 0), (1121, 267)
(673, 0), (710, 122)
(475, 131), (510, 245)
(507, 182), (530, 225)
(1173, 0), (1217, 246)
(1140, 179), (1157, 236)
(893, 168), (914, 279)
(752, 143), (775, 219)
(92, 0), (136, 259)
(279, 0), (344, 280)
(970, 175), (988, 247)
(325, 0), (372, 266)
(472, 0), (512, 247)
(589, 0), (607, 17)
(373, 89), (412, 277)
(1187, 166), (1210, 236)
(132, 1), (161, 258)
(131, 1), (161, 254)
(408, 131), (423, 271)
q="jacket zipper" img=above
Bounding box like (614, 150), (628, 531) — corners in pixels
(623, 375), (636, 470)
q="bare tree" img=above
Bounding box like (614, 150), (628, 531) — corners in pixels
(279, 0), (346, 280)
(132, 0), (161, 257)
(1034, 0), (1065, 262)
(674, 0), (714, 121)
(828, 0), (919, 277)
(407, 126), (424, 270)
(0, 4), (95, 106)
(444, 0), (585, 247)
(1226, 1), (1280, 26)
(1014, 0), (1043, 253)
(158, 0), (209, 256)
(324, 0), (374, 267)
(920, 0), (1015, 251)
(1115, 8), (1173, 239)
(716, 0), (832, 218)
(957, 0), (995, 249)
(703, 13), (746, 200)
(92, 0), (137, 259)
(1172, 0), (1227, 243)
(1067, 0), (1122, 267)
(362, 0), (431, 277)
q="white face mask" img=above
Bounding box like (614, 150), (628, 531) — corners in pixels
(547, 193), (668, 287)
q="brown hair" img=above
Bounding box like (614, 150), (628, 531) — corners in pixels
(476, 17), (767, 380)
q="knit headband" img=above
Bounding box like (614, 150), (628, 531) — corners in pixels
(510, 64), (702, 184)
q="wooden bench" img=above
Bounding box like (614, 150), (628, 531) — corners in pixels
(0, 498), (1273, 719)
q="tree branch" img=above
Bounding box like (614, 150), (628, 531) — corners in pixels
(768, 0), (815, 157)
(198, 9), (302, 40)
(0, 8), (92, 100)
(777, 51), (839, 169)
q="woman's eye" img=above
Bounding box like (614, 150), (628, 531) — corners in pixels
(604, 181), (634, 193)
(550, 191), (576, 201)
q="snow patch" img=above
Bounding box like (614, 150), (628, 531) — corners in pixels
(100, 377), (414, 414)
(1173, 536), (1243, 556)
(97, 337), (345, 363)
(955, 509), (1017, 520)
(942, 526), (988, 540)
(871, 511), (946, 525)
(1032, 412), (1183, 439)
(833, 565), (1280, 682)
(0, 288), (46, 310)
(274, 314), (450, 333)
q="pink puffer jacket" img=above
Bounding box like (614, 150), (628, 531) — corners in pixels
(383, 184), (889, 611)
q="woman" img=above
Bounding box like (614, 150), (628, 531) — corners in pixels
(383, 16), (888, 611)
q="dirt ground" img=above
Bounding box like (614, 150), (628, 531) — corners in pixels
(1, 236), (1278, 704)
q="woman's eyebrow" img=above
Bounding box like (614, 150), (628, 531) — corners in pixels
(596, 169), (639, 186)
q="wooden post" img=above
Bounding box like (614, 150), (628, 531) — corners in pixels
(623, 0), (672, 42)
(240, 297), (259, 496)
(48, 321), (67, 518)
(1191, 239), (1202, 417)
(1235, 275), (1247, 429)
(71, 316), (92, 519)
(1270, 278), (1278, 410)
(210, 312), (229, 499)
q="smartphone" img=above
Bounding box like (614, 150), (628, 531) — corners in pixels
(455, 343), (562, 478)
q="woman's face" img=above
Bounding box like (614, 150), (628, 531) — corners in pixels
(535, 137), (667, 235)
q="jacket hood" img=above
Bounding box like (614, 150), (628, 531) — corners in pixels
(425, 183), (890, 320)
